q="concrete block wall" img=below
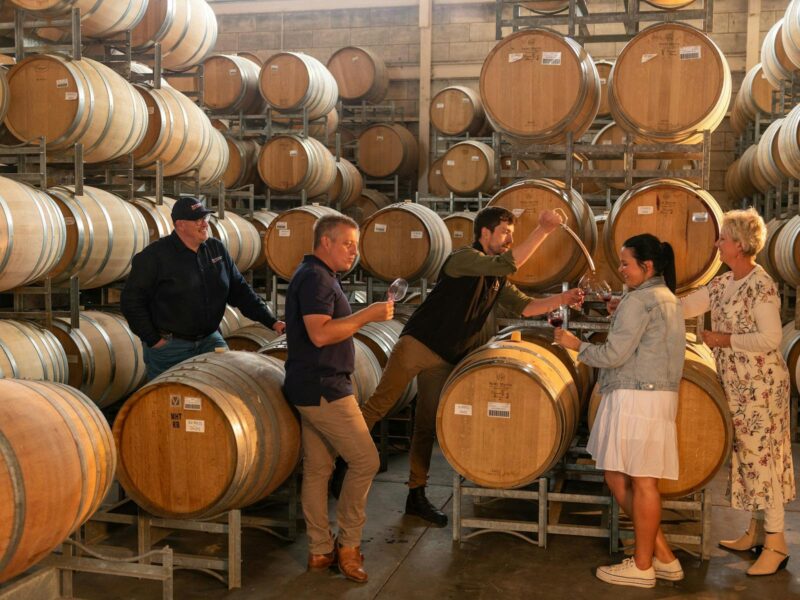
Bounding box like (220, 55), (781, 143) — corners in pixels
(212, 0), (793, 208)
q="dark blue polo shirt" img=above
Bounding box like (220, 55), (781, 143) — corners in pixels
(283, 255), (355, 407)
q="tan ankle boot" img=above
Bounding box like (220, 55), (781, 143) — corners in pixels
(747, 532), (790, 576)
(719, 518), (765, 552)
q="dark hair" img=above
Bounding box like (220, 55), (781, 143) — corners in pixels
(474, 206), (515, 242)
(622, 233), (677, 293)
(313, 214), (359, 249)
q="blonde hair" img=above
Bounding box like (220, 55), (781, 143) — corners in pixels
(721, 207), (766, 257)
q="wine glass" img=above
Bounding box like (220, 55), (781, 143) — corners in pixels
(548, 306), (566, 345)
(387, 278), (408, 302)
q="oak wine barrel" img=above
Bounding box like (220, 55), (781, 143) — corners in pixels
(131, 196), (176, 242)
(441, 140), (496, 196)
(46, 186), (149, 289)
(202, 53), (264, 114)
(359, 202), (452, 283)
(603, 179), (723, 293)
(6, 54), (148, 163)
(325, 157), (363, 206)
(608, 23), (731, 144)
(519, 1), (569, 15)
(223, 137), (260, 189)
(326, 46), (388, 104)
(113, 351), (300, 519)
(225, 324), (279, 352)
(209, 212), (261, 273)
(9, 0), (147, 39)
(442, 211), (477, 251)
(131, 0), (217, 71)
(642, 0), (696, 7)
(257, 134), (337, 198)
(263, 205), (342, 281)
(430, 85), (487, 136)
(0, 379), (115, 583)
(776, 102), (800, 180)
(0, 320), (68, 383)
(0, 176), (66, 292)
(590, 121), (662, 190)
(757, 218), (788, 283)
(480, 28), (600, 145)
(587, 214), (623, 292)
(756, 119), (788, 189)
(594, 59), (614, 118)
(436, 337), (582, 488)
(724, 147), (758, 202)
(487, 179), (597, 291)
(248, 209), (277, 270)
(780, 322), (800, 395)
(259, 52), (338, 120)
(48, 311), (146, 407)
(588, 340), (732, 498)
(428, 157), (450, 197)
(773, 214), (800, 287)
(768, 17), (800, 87)
(731, 64), (777, 135)
(356, 123), (418, 178)
(218, 305), (256, 338)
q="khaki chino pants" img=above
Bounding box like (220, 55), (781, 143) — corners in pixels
(361, 335), (454, 489)
(296, 395), (379, 554)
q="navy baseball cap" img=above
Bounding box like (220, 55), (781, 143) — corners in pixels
(171, 196), (213, 222)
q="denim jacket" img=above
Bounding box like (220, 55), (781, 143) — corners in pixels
(578, 276), (685, 394)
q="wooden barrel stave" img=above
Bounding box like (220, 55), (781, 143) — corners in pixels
(258, 134), (337, 198)
(430, 85), (487, 136)
(442, 211), (477, 251)
(356, 123), (418, 178)
(0, 320), (69, 383)
(326, 46), (388, 104)
(441, 140), (496, 196)
(259, 52), (338, 120)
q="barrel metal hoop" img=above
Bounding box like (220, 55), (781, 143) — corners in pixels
(0, 427), (26, 576)
(83, 313), (115, 406)
(0, 192), (14, 274)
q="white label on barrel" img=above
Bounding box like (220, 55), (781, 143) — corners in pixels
(411, 230), (423, 239)
(511, 208), (524, 217)
(602, 140), (612, 145)
(641, 53), (657, 63)
(279, 229), (291, 237)
(271, 65), (279, 70)
(186, 419), (205, 433)
(289, 150), (298, 157)
(542, 52), (561, 66)
(65, 217), (75, 225)
(600, 78), (607, 84)
(680, 46), (701, 60)
(436, 102), (445, 108)
(67, 354), (78, 364)
(352, 56), (360, 62)
(148, 106), (155, 114)
(454, 231), (464, 238)
(276, 221), (287, 229)
(488, 402), (511, 418)
(461, 97), (470, 103)
(376, 135), (384, 141)
(637, 206), (654, 215)
(184, 397), (202, 411)
(65, 92), (77, 100)
(454, 404), (472, 416)
(508, 53), (524, 63)
(470, 155), (480, 161)
(56, 78), (69, 88)
(435, 169), (441, 175)
(374, 223), (387, 233)
(446, 160), (455, 166)
(692, 212), (709, 223)
(229, 69), (237, 75)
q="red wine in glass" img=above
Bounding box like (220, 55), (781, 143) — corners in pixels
(601, 292), (613, 302)
(548, 315), (564, 328)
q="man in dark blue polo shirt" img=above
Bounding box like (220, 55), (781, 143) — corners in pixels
(121, 196), (284, 380)
(284, 214), (392, 584)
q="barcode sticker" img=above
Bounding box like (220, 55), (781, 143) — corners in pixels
(374, 223), (387, 233)
(65, 92), (77, 100)
(488, 402), (511, 419)
(680, 46), (701, 60)
(542, 51), (561, 65)
(411, 230), (423, 239)
(279, 229), (291, 237)
(446, 160), (455, 166)
(276, 221), (288, 229)
(508, 53), (524, 63)
(186, 419), (205, 433)
(56, 78), (69, 88)
(641, 53), (657, 63)
(184, 397), (202, 411)
(511, 208), (524, 217)
(692, 212), (709, 223)
(436, 102), (444, 108)
(453, 231), (464, 238)
(637, 206), (654, 215)
(454, 404), (472, 416)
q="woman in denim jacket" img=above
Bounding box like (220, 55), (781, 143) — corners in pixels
(556, 234), (685, 589)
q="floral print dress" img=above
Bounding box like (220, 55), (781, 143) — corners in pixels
(708, 265), (796, 511)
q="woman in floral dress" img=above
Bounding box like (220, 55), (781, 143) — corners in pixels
(682, 208), (794, 576)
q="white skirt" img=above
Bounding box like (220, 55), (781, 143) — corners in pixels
(587, 388), (679, 480)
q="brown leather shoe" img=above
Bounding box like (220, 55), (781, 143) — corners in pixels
(307, 550), (336, 570)
(337, 544), (368, 583)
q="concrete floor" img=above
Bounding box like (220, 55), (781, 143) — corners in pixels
(60, 442), (800, 600)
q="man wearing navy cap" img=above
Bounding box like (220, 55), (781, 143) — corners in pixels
(122, 196), (285, 380)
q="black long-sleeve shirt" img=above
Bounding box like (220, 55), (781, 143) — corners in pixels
(121, 232), (276, 347)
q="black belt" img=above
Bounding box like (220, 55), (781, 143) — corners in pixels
(160, 331), (211, 342)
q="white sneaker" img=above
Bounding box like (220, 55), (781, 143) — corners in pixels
(653, 556), (684, 581)
(596, 557), (656, 588)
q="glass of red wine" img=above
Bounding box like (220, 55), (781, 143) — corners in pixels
(548, 306), (566, 345)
